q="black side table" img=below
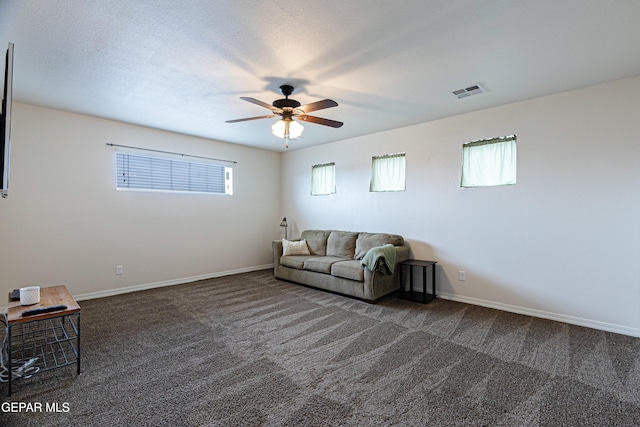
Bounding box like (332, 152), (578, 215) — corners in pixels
(398, 259), (437, 303)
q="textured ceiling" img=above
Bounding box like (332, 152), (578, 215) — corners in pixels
(1, 0), (640, 152)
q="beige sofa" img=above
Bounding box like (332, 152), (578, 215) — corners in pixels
(272, 229), (410, 302)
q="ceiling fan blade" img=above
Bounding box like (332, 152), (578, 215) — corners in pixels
(240, 97), (281, 113)
(225, 115), (277, 123)
(297, 99), (338, 114)
(298, 115), (344, 128)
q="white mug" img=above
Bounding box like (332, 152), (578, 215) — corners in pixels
(20, 286), (40, 306)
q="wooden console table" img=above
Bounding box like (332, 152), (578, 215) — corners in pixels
(398, 259), (437, 303)
(3, 285), (81, 395)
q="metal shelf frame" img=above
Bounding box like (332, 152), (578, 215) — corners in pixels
(3, 312), (81, 395)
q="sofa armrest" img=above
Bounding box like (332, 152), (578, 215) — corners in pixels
(272, 239), (283, 269)
(395, 245), (410, 264)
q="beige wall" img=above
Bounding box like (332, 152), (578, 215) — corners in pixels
(281, 76), (640, 336)
(4, 76), (639, 337)
(0, 103), (281, 299)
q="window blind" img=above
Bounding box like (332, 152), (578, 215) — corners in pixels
(116, 152), (232, 194)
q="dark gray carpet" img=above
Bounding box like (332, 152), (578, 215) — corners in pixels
(2, 269), (639, 426)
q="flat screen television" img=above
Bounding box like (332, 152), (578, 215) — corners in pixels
(1, 42), (14, 199)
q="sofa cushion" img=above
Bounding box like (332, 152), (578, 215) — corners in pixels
(303, 256), (347, 274)
(354, 232), (404, 260)
(280, 255), (317, 270)
(331, 260), (365, 282)
(327, 231), (359, 257)
(300, 230), (331, 255)
(282, 239), (311, 256)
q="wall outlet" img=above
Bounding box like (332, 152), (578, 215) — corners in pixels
(116, 265), (123, 275)
(459, 270), (466, 281)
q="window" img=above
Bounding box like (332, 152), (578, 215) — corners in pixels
(461, 135), (516, 188)
(311, 162), (335, 195)
(116, 152), (232, 194)
(370, 153), (406, 192)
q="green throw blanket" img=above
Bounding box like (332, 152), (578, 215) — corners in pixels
(360, 244), (397, 275)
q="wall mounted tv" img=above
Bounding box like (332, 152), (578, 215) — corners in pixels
(1, 42), (14, 199)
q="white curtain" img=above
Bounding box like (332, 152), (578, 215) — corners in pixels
(461, 137), (516, 187)
(311, 163), (335, 195)
(370, 153), (406, 192)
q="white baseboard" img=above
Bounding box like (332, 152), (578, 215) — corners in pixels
(437, 291), (640, 338)
(6, 266), (638, 338)
(73, 264), (273, 302)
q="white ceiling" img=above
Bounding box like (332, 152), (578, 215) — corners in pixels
(1, 0), (640, 152)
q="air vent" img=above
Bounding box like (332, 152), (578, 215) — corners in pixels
(452, 83), (487, 99)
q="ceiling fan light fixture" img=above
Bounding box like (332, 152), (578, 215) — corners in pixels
(288, 119), (304, 139)
(271, 118), (304, 140)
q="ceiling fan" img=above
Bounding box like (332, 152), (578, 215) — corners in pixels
(226, 85), (343, 148)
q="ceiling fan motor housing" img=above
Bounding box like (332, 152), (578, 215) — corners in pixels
(273, 85), (301, 109)
(272, 84), (301, 110)
(273, 98), (301, 109)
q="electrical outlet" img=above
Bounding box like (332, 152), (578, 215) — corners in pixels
(116, 265), (123, 275)
(459, 270), (466, 281)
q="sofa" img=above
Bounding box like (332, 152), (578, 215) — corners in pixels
(272, 229), (410, 302)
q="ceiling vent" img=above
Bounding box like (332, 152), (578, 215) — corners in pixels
(452, 83), (487, 99)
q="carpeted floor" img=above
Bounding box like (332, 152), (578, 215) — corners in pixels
(2, 269), (640, 426)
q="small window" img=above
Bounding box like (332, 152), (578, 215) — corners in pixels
(116, 152), (232, 194)
(370, 153), (406, 192)
(461, 135), (516, 188)
(311, 162), (336, 196)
